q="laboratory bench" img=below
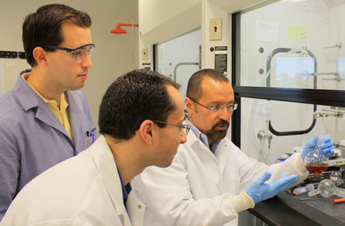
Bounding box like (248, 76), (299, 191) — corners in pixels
(248, 191), (345, 226)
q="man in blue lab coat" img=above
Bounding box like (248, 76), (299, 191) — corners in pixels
(0, 4), (96, 220)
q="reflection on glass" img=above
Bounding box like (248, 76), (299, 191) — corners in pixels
(239, 0), (345, 90)
(275, 56), (315, 88)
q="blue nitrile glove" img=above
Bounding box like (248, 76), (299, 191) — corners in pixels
(301, 135), (334, 161)
(245, 172), (298, 204)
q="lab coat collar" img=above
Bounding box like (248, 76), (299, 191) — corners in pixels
(15, 70), (46, 112)
(184, 119), (231, 175)
(185, 117), (221, 153)
(89, 136), (144, 225)
(14, 71), (76, 144)
(185, 117), (210, 148)
(89, 136), (126, 215)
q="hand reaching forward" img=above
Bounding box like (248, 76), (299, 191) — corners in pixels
(245, 172), (298, 204)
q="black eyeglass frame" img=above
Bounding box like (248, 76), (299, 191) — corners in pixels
(187, 96), (238, 112)
(152, 120), (190, 135)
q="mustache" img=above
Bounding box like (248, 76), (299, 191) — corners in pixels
(212, 120), (229, 130)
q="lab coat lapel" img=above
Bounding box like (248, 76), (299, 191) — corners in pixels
(14, 75), (70, 139)
(189, 132), (219, 168)
(35, 101), (70, 136)
(188, 131), (230, 175)
(65, 91), (83, 149)
(90, 136), (133, 225)
(214, 139), (231, 176)
(126, 191), (145, 226)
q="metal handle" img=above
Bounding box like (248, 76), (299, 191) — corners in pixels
(257, 130), (273, 149)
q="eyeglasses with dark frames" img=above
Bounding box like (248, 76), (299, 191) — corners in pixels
(43, 43), (95, 63)
(188, 96), (238, 113)
(153, 120), (190, 135)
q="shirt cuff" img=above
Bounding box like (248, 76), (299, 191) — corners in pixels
(228, 191), (255, 213)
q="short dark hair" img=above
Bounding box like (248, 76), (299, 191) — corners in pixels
(186, 69), (229, 100)
(99, 69), (181, 141)
(22, 4), (92, 67)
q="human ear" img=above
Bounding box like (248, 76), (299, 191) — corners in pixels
(185, 97), (194, 115)
(139, 120), (155, 145)
(32, 47), (48, 66)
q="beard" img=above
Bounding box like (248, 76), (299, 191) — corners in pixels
(206, 119), (230, 141)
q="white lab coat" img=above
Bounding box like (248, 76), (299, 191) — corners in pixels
(133, 126), (308, 226)
(0, 136), (145, 226)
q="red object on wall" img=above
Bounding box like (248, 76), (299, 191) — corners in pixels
(111, 23), (138, 34)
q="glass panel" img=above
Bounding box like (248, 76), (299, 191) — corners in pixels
(239, 0), (345, 90)
(155, 29), (201, 100)
(270, 52), (315, 88)
(240, 97), (345, 164)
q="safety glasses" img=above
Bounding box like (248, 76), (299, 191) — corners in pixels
(43, 43), (95, 63)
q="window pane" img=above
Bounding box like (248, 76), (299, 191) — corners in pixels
(155, 29), (201, 100)
(239, 0), (345, 90)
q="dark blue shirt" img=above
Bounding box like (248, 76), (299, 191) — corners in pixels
(117, 166), (132, 207)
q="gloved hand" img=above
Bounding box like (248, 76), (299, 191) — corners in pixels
(301, 135), (334, 161)
(245, 171), (298, 204)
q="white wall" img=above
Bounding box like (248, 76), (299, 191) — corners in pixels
(139, 0), (201, 44)
(138, 0), (263, 68)
(138, 0), (201, 69)
(0, 0), (139, 135)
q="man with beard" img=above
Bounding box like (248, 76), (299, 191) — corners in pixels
(133, 69), (334, 226)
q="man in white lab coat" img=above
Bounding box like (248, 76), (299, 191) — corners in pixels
(133, 68), (334, 226)
(0, 69), (189, 226)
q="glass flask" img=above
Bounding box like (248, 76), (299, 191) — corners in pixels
(330, 167), (342, 187)
(304, 135), (329, 175)
(308, 179), (345, 198)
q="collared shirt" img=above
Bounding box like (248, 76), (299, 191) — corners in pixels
(185, 117), (221, 153)
(21, 73), (73, 141)
(116, 165), (132, 207)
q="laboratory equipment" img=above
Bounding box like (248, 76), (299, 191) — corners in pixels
(290, 146), (345, 168)
(308, 179), (345, 198)
(293, 184), (314, 195)
(330, 167), (342, 187)
(332, 198), (345, 204)
(257, 130), (273, 149)
(281, 146), (345, 185)
(304, 135), (329, 175)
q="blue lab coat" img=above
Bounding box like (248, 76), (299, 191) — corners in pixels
(0, 71), (96, 220)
